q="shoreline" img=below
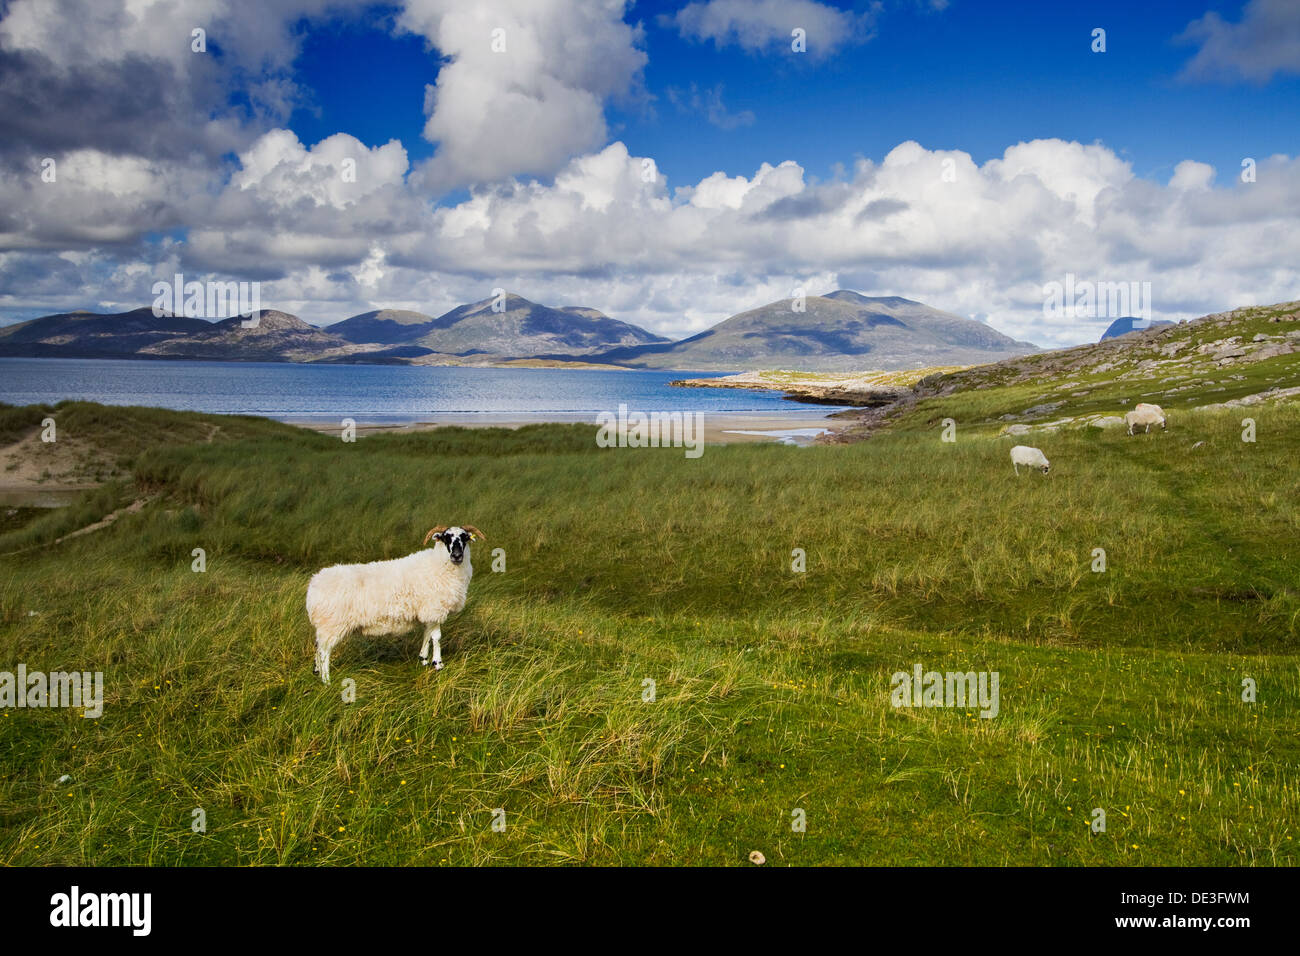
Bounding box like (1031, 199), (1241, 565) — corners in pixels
(669, 367), (961, 407)
(289, 410), (848, 445)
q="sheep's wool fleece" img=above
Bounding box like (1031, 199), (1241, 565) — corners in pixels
(306, 547), (471, 636)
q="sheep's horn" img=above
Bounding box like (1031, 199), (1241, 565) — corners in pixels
(423, 525), (449, 546)
(462, 524), (486, 542)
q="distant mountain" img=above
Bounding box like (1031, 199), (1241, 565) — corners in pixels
(1100, 316), (1175, 341)
(325, 309), (439, 346)
(408, 293), (668, 357)
(323, 295), (668, 360)
(590, 292), (1038, 371)
(136, 310), (421, 363)
(0, 307), (211, 357)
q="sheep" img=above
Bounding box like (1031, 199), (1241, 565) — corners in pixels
(305, 525), (485, 684)
(1125, 403), (1167, 435)
(1010, 445), (1050, 475)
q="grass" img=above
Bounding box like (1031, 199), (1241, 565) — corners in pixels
(1, 384), (1297, 865)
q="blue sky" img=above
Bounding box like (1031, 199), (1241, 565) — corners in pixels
(1, 0), (1298, 345)
(287, 1), (1299, 191)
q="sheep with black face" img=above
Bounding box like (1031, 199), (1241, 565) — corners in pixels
(305, 525), (485, 683)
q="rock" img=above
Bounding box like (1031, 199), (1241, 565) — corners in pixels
(1091, 416), (1126, 428)
(1021, 401), (1065, 418)
(1001, 423), (1032, 436)
(1249, 343), (1294, 362)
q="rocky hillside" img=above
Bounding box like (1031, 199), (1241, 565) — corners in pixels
(136, 310), (428, 363)
(592, 292), (1037, 371)
(0, 308), (211, 357)
(824, 300), (1300, 442)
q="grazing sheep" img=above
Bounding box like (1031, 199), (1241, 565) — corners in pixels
(306, 525), (485, 683)
(1125, 403), (1167, 435)
(1010, 445), (1050, 475)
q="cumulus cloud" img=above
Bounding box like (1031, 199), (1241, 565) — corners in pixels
(1, 0), (1297, 350)
(1177, 0), (1300, 83)
(1169, 160), (1216, 191)
(669, 0), (876, 58)
(5, 123), (1300, 347)
(397, 0), (647, 191)
(0, 0), (359, 162)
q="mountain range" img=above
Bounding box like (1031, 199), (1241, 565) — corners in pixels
(0, 291), (1037, 371)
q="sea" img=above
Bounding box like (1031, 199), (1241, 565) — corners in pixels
(0, 357), (830, 424)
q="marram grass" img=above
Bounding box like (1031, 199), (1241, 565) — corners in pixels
(0, 399), (1296, 865)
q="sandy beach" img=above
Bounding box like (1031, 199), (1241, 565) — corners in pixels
(290, 411), (848, 445)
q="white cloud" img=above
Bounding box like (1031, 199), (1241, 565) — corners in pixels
(670, 0), (875, 57)
(1169, 160), (1215, 190)
(231, 130), (409, 209)
(397, 0), (647, 191)
(1177, 0), (1300, 83)
(1, 1), (1297, 350)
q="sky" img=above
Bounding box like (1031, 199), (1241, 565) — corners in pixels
(0, 0), (1297, 347)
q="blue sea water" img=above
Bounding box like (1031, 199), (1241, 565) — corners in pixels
(0, 358), (831, 424)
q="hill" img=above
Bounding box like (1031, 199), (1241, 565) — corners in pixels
(0, 308), (211, 357)
(137, 309), (411, 363)
(322, 309), (440, 346)
(824, 300), (1300, 440)
(591, 292), (1037, 371)
(407, 293), (669, 358)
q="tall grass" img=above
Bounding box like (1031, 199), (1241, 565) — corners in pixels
(0, 401), (1297, 864)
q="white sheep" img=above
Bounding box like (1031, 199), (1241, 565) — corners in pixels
(1010, 445), (1050, 475)
(1125, 403), (1167, 435)
(305, 525), (485, 683)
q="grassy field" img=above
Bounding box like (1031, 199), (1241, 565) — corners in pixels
(1, 348), (1299, 864)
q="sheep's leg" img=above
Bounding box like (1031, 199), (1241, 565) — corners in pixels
(420, 624), (444, 670)
(315, 631), (341, 685)
(1013, 462), (1019, 476)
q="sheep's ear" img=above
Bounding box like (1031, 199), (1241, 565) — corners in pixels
(462, 524), (486, 542)
(423, 526), (449, 546)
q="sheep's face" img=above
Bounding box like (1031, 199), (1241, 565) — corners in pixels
(433, 527), (473, 565)
(1041, 464), (1050, 474)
